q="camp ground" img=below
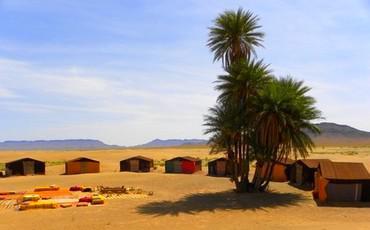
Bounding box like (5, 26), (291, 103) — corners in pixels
(120, 156), (154, 172)
(1, 148), (370, 230)
(165, 156), (202, 174)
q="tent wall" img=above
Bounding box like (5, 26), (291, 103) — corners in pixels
(173, 160), (182, 173)
(208, 162), (216, 176)
(138, 160), (152, 172)
(181, 160), (195, 174)
(120, 161), (130, 172)
(195, 160), (202, 172)
(6, 161), (24, 176)
(361, 182), (370, 202)
(260, 162), (289, 182)
(65, 161), (99, 175)
(326, 183), (362, 202)
(216, 161), (226, 176)
(165, 161), (174, 173)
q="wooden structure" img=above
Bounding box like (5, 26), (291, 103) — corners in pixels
(208, 158), (231, 177)
(65, 157), (100, 175)
(5, 158), (45, 176)
(314, 161), (370, 203)
(257, 158), (295, 182)
(290, 159), (331, 189)
(165, 156), (202, 174)
(120, 156), (153, 172)
(97, 186), (127, 194)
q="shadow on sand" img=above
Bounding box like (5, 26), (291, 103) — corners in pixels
(137, 190), (307, 216)
(314, 199), (370, 208)
(288, 182), (313, 191)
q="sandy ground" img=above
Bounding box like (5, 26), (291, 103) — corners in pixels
(0, 147), (370, 230)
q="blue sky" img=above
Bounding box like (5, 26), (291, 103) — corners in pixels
(1, 0), (370, 145)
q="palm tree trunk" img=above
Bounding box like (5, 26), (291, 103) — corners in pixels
(260, 161), (277, 191)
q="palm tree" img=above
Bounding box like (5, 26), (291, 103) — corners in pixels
(216, 59), (272, 104)
(252, 77), (321, 190)
(206, 8), (321, 193)
(204, 60), (272, 192)
(204, 102), (246, 191)
(207, 8), (264, 69)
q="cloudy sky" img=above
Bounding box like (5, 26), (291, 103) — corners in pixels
(0, 0), (370, 145)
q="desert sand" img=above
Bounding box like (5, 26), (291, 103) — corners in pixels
(0, 146), (370, 230)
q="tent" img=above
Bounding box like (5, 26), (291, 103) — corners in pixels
(120, 156), (153, 172)
(5, 158), (45, 176)
(65, 157), (100, 175)
(208, 158), (231, 177)
(290, 159), (331, 189)
(165, 156), (202, 174)
(314, 161), (370, 203)
(257, 158), (295, 182)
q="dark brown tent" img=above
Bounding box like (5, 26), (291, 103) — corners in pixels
(208, 158), (231, 177)
(290, 159), (331, 189)
(120, 156), (153, 172)
(5, 158), (45, 176)
(314, 161), (370, 203)
(65, 157), (100, 175)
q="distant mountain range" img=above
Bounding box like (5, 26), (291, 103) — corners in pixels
(309, 122), (370, 145)
(135, 139), (208, 148)
(0, 139), (120, 150)
(311, 122), (370, 138)
(0, 122), (369, 150)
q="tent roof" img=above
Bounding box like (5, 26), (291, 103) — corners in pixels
(167, 156), (201, 162)
(275, 158), (295, 165)
(6, 157), (44, 164)
(319, 161), (370, 180)
(208, 157), (228, 163)
(297, 159), (331, 169)
(66, 157), (99, 163)
(121, 155), (153, 162)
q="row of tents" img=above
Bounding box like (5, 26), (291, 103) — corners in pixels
(2, 156), (370, 203)
(1, 156), (205, 176)
(264, 158), (370, 203)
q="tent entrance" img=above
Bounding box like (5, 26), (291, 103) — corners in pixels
(81, 162), (88, 173)
(130, 159), (140, 172)
(296, 164), (303, 185)
(216, 161), (226, 176)
(23, 161), (35, 175)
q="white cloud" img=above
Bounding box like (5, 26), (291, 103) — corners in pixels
(1, 1), (370, 144)
(0, 87), (17, 98)
(0, 57), (216, 144)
